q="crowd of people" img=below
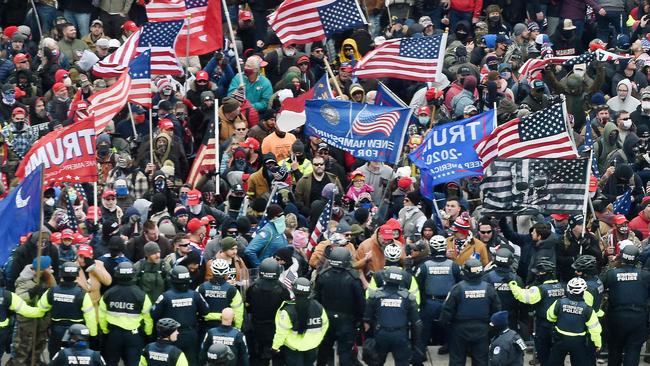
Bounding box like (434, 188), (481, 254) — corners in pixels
(2, 0), (650, 365)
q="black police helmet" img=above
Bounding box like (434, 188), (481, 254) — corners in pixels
(328, 247), (352, 268)
(206, 343), (235, 365)
(113, 262), (135, 281)
(170, 265), (191, 284)
(571, 255), (598, 275)
(621, 244), (640, 264)
(383, 266), (404, 285)
(532, 258), (556, 275)
(494, 248), (513, 268)
(156, 318), (181, 338)
(259, 258), (281, 280)
(462, 258), (483, 278)
(60, 261), (80, 280)
(293, 277), (311, 297)
(62, 324), (90, 343)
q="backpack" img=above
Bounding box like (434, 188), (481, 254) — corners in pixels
(135, 259), (170, 299)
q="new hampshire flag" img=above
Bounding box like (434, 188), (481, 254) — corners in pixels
(0, 165), (43, 264)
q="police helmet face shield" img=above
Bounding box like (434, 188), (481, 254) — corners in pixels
(62, 324), (90, 343)
(114, 262), (135, 280)
(171, 265), (191, 283)
(293, 277), (311, 296)
(328, 247), (352, 268)
(383, 266), (404, 284)
(621, 244), (639, 263)
(259, 258), (281, 279)
(494, 248), (513, 267)
(61, 261), (80, 279)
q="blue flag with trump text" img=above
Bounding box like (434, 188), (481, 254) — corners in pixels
(0, 165), (43, 264)
(305, 99), (411, 164)
(409, 109), (495, 185)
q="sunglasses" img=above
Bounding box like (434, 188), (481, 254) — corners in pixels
(479, 230), (492, 234)
(313, 163), (325, 166)
(236, 127), (247, 131)
(178, 243), (190, 247)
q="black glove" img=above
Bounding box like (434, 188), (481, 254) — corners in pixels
(27, 284), (46, 299)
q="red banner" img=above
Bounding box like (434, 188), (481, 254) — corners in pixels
(16, 116), (97, 184)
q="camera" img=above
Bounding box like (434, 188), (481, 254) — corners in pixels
(406, 234), (426, 255)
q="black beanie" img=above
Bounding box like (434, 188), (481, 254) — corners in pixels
(354, 208), (370, 224)
(407, 191), (421, 206)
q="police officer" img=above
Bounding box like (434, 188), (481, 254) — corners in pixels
(38, 262), (97, 356)
(572, 255), (605, 318)
(546, 277), (602, 365)
(245, 258), (290, 366)
(0, 270), (41, 353)
(200, 307), (248, 366)
(439, 258), (501, 366)
(205, 343), (236, 366)
(364, 266), (421, 366)
(413, 235), (461, 365)
(482, 248), (523, 330)
(313, 247), (365, 366)
(49, 324), (106, 366)
(367, 243), (420, 304)
(602, 245), (650, 366)
(488, 311), (526, 366)
(140, 318), (188, 366)
(508, 259), (565, 366)
(197, 259), (244, 331)
(99, 261), (153, 366)
(271, 277), (329, 365)
(151, 265), (210, 366)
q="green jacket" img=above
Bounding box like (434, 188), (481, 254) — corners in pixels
(227, 75), (273, 112)
(133, 259), (170, 303)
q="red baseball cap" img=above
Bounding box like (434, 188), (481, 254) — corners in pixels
(158, 118), (174, 131)
(61, 229), (75, 240)
(12, 107), (26, 118)
(613, 214), (629, 225)
(417, 106), (430, 116)
(53, 82), (66, 94)
(239, 10), (252, 21)
(3, 26), (17, 39)
(102, 189), (117, 198)
(196, 70), (209, 81)
(121, 20), (139, 32)
(239, 137), (260, 151)
(550, 213), (570, 221)
(379, 225), (394, 240)
(12, 53), (28, 65)
(187, 189), (202, 205)
(187, 218), (204, 233)
(589, 175), (598, 193)
(87, 205), (101, 221)
(50, 232), (62, 244)
(77, 244), (94, 258)
(73, 233), (89, 244)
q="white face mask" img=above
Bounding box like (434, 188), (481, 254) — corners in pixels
(573, 69), (585, 78)
(622, 119), (633, 130)
(189, 204), (202, 214)
(284, 48), (296, 57)
(45, 198), (55, 206)
(642, 101), (650, 110)
(63, 77), (72, 87)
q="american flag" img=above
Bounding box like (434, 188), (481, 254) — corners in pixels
(474, 103), (578, 168)
(354, 34), (447, 82)
(146, 0), (187, 21)
(562, 51), (595, 67)
(595, 49), (628, 61)
(128, 50), (153, 108)
(92, 20), (184, 77)
(88, 70), (132, 134)
(306, 194), (333, 257)
(584, 123), (600, 178)
(481, 158), (589, 215)
(351, 105), (400, 137)
(67, 89), (86, 122)
(613, 188), (633, 215)
(175, 0), (223, 56)
(518, 56), (571, 78)
(187, 117), (216, 187)
(268, 0), (366, 45)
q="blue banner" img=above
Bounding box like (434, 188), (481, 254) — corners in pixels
(410, 109), (495, 184)
(0, 165), (43, 264)
(305, 99), (411, 164)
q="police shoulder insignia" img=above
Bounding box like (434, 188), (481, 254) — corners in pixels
(515, 338), (527, 350)
(259, 231), (267, 239)
(493, 346), (500, 355)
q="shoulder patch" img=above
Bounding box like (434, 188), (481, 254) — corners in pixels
(515, 338), (527, 351)
(493, 346), (500, 355)
(259, 231), (267, 239)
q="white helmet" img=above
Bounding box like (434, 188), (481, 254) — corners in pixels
(429, 235), (447, 252)
(383, 243), (402, 262)
(567, 277), (587, 295)
(211, 259), (231, 277)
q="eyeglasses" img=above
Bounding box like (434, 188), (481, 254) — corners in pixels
(479, 230), (492, 234)
(313, 163), (325, 166)
(235, 127), (247, 131)
(298, 62), (309, 66)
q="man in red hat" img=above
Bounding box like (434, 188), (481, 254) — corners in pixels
(75, 244), (112, 314)
(1, 106), (35, 181)
(603, 214), (641, 263)
(550, 213), (570, 237)
(58, 229), (78, 265)
(445, 215), (490, 266)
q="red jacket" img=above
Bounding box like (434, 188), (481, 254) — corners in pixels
(450, 0), (483, 18)
(629, 211), (650, 239)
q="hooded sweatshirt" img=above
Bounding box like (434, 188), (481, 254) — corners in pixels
(595, 122), (622, 173)
(607, 79), (641, 113)
(338, 38), (362, 64)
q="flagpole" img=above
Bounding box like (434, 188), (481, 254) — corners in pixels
(93, 182), (98, 225)
(323, 57), (344, 98)
(127, 103), (138, 139)
(579, 152), (592, 249)
(149, 107), (154, 165)
(30, 165), (45, 366)
(221, 0), (244, 88)
(185, 13), (191, 76)
(214, 97), (220, 195)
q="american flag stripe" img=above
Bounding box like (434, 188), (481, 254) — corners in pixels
(129, 79), (152, 108)
(475, 103), (577, 167)
(88, 71), (132, 133)
(306, 196), (333, 257)
(187, 138), (216, 187)
(146, 0), (187, 22)
(352, 111), (400, 136)
(355, 34), (446, 82)
(517, 56), (572, 77)
(93, 30), (140, 77)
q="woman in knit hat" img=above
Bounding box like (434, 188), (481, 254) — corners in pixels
(218, 96), (246, 143)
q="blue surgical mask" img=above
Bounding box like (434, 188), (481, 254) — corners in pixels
(116, 186), (129, 197)
(418, 116), (429, 126)
(180, 192), (188, 206)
